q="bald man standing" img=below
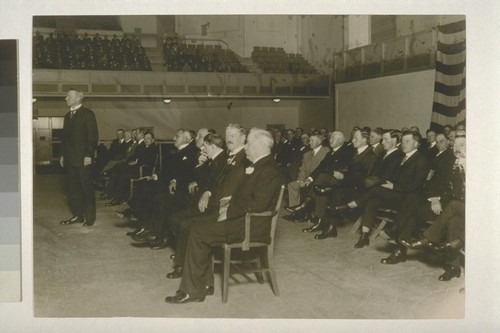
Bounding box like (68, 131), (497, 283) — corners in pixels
(59, 89), (99, 226)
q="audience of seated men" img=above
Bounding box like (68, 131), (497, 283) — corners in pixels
(286, 131), (353, 223)
(164, 128), (282, 304)
(165, 124), (249, 278)
(340, 131), (429, 250)
(377, 132), (457, 264)
(285, 133), (330, 217)
(104, 130), (158, 206)
(287, 133), (311, 181)
(403, 135), (465, 281)
(130, 129), (199, 249)
(304, 128), (378, 239)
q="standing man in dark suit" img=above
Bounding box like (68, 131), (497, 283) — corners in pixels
(165, 128), (282, 304)
(59, 89), (99, 226)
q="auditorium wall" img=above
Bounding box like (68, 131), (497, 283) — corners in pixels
(335, 69), (435, 135)
(34, 97), (333, 141)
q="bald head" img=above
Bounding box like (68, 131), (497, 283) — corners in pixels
(329, 131), (345, 149)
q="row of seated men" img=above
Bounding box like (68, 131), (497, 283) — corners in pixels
(284, 123), (465, 282)
(94, 121), (465, 303)
(33, 31), (152, 71)
(97, 124), (282, 303)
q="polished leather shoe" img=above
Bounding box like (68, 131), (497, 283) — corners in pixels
(165, 291), (205, 304)
(332, 205), (349, 212)
(105, 200), (119, 207)
(60, 216), (84, 225)
(126, 227), (143, 236)
(131, 231), (154, 242)
(205, 285), (214, 296)
(427, 241), (450, 253)
(83, 219), (95, 227)
(166, 265), (183, 279)
(438, 266), (461, 281)
(314, 225), (337, 239)
(380, 250), (406, 264)
(286, 197), (314, 214)
(313, 185), (334, 195)
(302, 218), (323, 233)
(150, 238), (169, 250)
(401, 239), (426, 249)
(354, 233), (370, 248)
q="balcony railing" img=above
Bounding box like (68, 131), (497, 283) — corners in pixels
(334, 29), (437, 82)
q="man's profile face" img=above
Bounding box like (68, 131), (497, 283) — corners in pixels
(65, 90), (81, 107)
(382, 133), (395, 151)
(225, 128), (245, 153)
(401, 134), (418, 153)
(144, 134), (154, 146)
(435, 134), (449, 152)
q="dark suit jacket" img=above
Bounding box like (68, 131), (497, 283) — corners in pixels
(390, 150), (429, 193)
(424, 148), (456, 199)
(309, 143), (353, 182)
(136, 143), (159, 174)
(62, 106), (98, 167)
(288, 144), (312, 180)
(226, 154), (282, 243)
(198, 151), (228, 195)
(162, 141), (199, 193)
(338, 146), (377, 189)
(421, 143), (439, 160)
(216, 148), (250, 200)
(370, 142), (385, 158)
(370, 149), (405, 182)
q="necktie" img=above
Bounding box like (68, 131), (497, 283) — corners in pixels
(401, 155), (409, 165)
(70, 110), (75, 118)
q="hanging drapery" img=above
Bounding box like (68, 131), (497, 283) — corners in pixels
(430, 20), (466, 131)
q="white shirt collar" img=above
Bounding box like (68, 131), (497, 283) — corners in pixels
(178, 142), (189, 150)
(313, 146), (322, 155)
(405, 149), (418, 158)
(372, 142), (380, 148)
(70, 104), (82, 111)
(429, 141), (436, 148)
(252, 153), (270, 165)
(211, 149), (223, 160)
(384, 147), (398, 158)
(229, 145), (245, 156)
(357, 145), (369, 154)
(138, 138), (144, 144)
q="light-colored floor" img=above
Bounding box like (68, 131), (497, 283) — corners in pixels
(33, 174), (464, 318)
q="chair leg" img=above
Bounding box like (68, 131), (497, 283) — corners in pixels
(255, 254), (265, 284)
(370, 219), (387, 241)
(350, 216), (362, 234)
(222, 248), (231, 303)
(266, 247), (280, 296)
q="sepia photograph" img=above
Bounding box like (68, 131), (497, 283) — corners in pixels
(32, 14), (466, 318)
(0, 0), (499, 332)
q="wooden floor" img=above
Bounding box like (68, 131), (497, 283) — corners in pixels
(33, 173), (464, 319)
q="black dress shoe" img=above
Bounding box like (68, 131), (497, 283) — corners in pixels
(150, 238), (169, 250)
(380, 250), (407, 264)
(205, 285), (214, 296)
(314, 225), (337, 239)
(438, 266), (461, 281)
(131, 231), (154, 242)
(105, 200), (119, 207)
(166, 265), (183, 279)
(302, 218), (323, 233)
(313, 185), (334, 195)
(401, 239), (426, 249)
(287, 197), (314, 214)
(354, 233), (370, 248)
(60, 216), (84, 225)
(83, 219), (95, 227)
(428, 242), (450, 253)
(126, 227), (143, 236)
(165, 291), (205, 304)
(332, 205), (349, 212)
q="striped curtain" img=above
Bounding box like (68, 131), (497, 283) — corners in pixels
(430, 20), (466, 131)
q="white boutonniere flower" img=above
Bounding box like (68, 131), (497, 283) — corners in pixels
(182, 156), (188, 160)
(231, 161), (236, 166)
(245, 166), (254, 174)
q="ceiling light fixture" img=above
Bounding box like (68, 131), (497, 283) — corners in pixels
(272, 98), (281, 103)
(163, 98), (172, 104)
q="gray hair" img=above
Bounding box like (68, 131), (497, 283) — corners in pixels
(248, 128), (274, 151)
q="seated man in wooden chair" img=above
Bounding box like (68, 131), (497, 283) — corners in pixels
(164, 128), (282, 304)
